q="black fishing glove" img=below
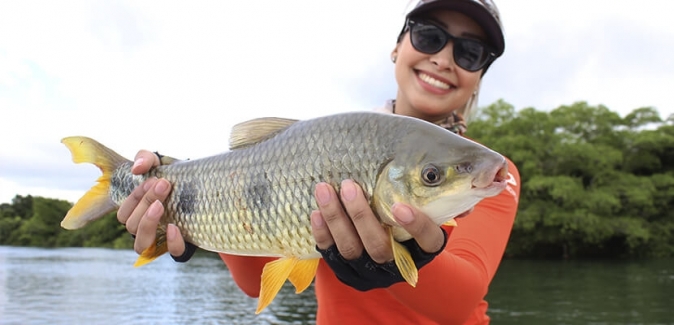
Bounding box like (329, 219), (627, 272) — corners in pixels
(171, 241), (198, 263)
(316, 228), (449, 291)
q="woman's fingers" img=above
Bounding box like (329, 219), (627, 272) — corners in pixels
(338, 180), (392, 264)
(124, 179), (172, 236)
(392, 203), (446, 254)
(166, 224), (187, 257)
(117, 150), (163, 228)
(133, 200), (163, 254)
(312, 180), (394, 264)
(312, 182), (363, 260)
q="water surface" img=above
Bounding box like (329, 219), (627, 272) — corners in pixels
(0, 247), (315, 325)
(486, 259), (673, 324)
(0, 246), (672, 324)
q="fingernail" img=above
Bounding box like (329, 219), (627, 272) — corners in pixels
(341, 180), (357, 201)
(315, 183), (331, 206)
(155, 179), (169, 194)
(143, 177), (156, 191)
(310, 211), (324, 228)
(147, 200), (162, 219)
(393, 203), (414, 224)
(132, 158), (144, 170)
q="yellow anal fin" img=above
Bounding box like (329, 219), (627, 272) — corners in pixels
(133, 227), (168, 267)
(288, 258), (319, 294)
(389, 228), (418, 287)
(256, 257), (298, 314)
(443, 219), (458, 227)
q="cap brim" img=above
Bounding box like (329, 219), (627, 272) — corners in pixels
(407, 0), (504, 57)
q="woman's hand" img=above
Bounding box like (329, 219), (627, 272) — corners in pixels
(310, 179), (448, 290)
(116, 150), (188, 259)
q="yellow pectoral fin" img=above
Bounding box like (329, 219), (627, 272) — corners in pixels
(389, 229), (418, 287)
(443, 219), (458, 227)
(256, 257), (298, 314)
(287, 259), (320, 294)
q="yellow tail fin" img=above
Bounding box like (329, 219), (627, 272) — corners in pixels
(60, 136), (131, 230)
(62, 136), (171, 268)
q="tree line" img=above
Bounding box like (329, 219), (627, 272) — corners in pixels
(0, 195), (132, 249)
(468, 100), (673, 258)
(1, 100), (672, 258)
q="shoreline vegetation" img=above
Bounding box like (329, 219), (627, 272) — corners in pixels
(2, 101), (673, 259)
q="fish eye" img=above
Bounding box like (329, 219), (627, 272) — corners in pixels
(421, 165), (443, 186)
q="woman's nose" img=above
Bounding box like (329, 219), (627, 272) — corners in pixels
(429, 42), (455, 71)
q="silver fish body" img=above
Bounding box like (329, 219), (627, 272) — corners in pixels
(99, 111), (505, 258)
(60, 111), (508, 313)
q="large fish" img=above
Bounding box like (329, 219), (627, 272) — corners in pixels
(59, 111), (508, 313)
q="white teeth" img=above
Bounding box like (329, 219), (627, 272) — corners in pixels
(418, 72), (451, 89)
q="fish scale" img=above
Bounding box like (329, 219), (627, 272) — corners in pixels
(112, 113), (398, 259)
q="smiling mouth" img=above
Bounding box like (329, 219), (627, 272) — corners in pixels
(416, 71), (452, 90)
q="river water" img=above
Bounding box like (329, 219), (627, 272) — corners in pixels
(0, 246), (672, 324)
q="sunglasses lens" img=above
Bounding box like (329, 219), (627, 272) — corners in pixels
(454, 39), (488, 71)
(408, 21), (492, 72)
(411, 23), (446, 54)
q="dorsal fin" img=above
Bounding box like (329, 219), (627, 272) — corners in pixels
(229, 117), (298, 150)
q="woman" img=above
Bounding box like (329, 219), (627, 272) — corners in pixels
(118, 0), (521, 324)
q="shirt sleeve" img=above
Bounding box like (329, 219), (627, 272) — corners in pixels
(386, 158), (521, 324)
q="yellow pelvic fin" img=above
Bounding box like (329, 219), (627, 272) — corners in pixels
(287, 259), (320, 294)
(256, 257), (299, 314)
(389, 227), (418, 287)
(229, 117), (298, 150)
(133, 226), (168, 267)
(443, 219), (458, 227)
(60, 136), (130, 230)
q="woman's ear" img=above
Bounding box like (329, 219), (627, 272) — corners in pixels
(390, 47), (399, 63)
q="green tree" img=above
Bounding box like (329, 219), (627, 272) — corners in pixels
(470, 101), (674, 258)
(14, 197), (72, 246)
(0, 195), (132, 249)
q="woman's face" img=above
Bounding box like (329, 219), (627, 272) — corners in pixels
(392, 10), (487, 121)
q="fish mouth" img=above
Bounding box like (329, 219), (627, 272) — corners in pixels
(471, 160), (509, 194)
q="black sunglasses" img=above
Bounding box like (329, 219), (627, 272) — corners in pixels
(404, 19), (496, 72)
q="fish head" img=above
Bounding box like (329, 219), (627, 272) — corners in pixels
(373, 119), (508, 240)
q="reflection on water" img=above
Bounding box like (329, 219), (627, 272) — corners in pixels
(0, 247), (316, 325)
(486, 259), (674, 325)
(0, 246), (672, 325)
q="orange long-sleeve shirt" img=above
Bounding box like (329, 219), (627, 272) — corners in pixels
(220, 156), (520, 325)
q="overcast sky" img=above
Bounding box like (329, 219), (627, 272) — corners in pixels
(1, 0), (673, 205)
